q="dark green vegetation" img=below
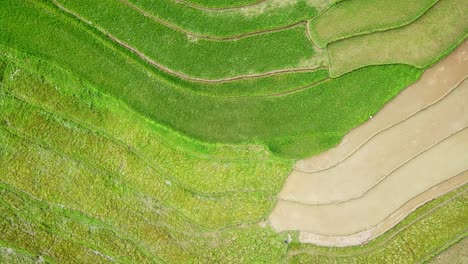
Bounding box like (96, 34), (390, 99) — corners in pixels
(0, 0), (426, 159)
(0, 0), (467, 262)
(54, 0), (320, 80)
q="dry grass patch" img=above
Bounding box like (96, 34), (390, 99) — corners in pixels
(310, 0), (438, 47)
(328, 0), (467, 77)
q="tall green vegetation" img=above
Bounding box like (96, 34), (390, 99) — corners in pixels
(55, 0), (321, 79)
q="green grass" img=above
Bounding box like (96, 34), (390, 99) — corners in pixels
(55, 0), (321, 80)
(310, 0), (438, 47)
(127, 0), (319, 37)
(328, 0), (468, 77)
(0, 0), (423, 159)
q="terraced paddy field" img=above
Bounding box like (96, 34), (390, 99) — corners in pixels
(0, 0), (467, 263)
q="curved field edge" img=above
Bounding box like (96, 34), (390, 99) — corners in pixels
(281, 77), (468, 206)
(0, 0), (429, 159)
(295, 39), (468, 173)
(285, 184), (468, 263)
(179, 0), (264, 9)
(310, 0), (439, 48)
(53, 0), (330, 97)
(52, 0), (320, 80)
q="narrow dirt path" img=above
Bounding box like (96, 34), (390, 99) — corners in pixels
(122, 0), (308, 42)
(176, 0), (268, 11)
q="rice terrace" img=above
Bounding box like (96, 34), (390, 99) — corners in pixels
(0, 0), (467, 263)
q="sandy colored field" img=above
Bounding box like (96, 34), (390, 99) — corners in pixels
(298, 172), (468, 246)
(328, 0), (467, 76)
(280, 79), (468, 204)
(296, 40), (468, 173)
(269, 127), (468, 235)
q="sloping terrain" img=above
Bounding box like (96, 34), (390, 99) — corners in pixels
(0, 0), (467, 263)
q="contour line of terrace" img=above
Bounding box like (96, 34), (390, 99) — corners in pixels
(121, 0), (318, 43)
(280, 76), (468, 205)
(309, 0), (441, 48)
(50, 0), (326, 83)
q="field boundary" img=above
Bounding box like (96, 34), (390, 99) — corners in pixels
(287, 185), (467, 257)
(51, 0), (322, 83)
(283, 124), (468, 205)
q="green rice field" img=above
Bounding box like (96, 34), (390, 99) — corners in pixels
(0, 0), (466, 262)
